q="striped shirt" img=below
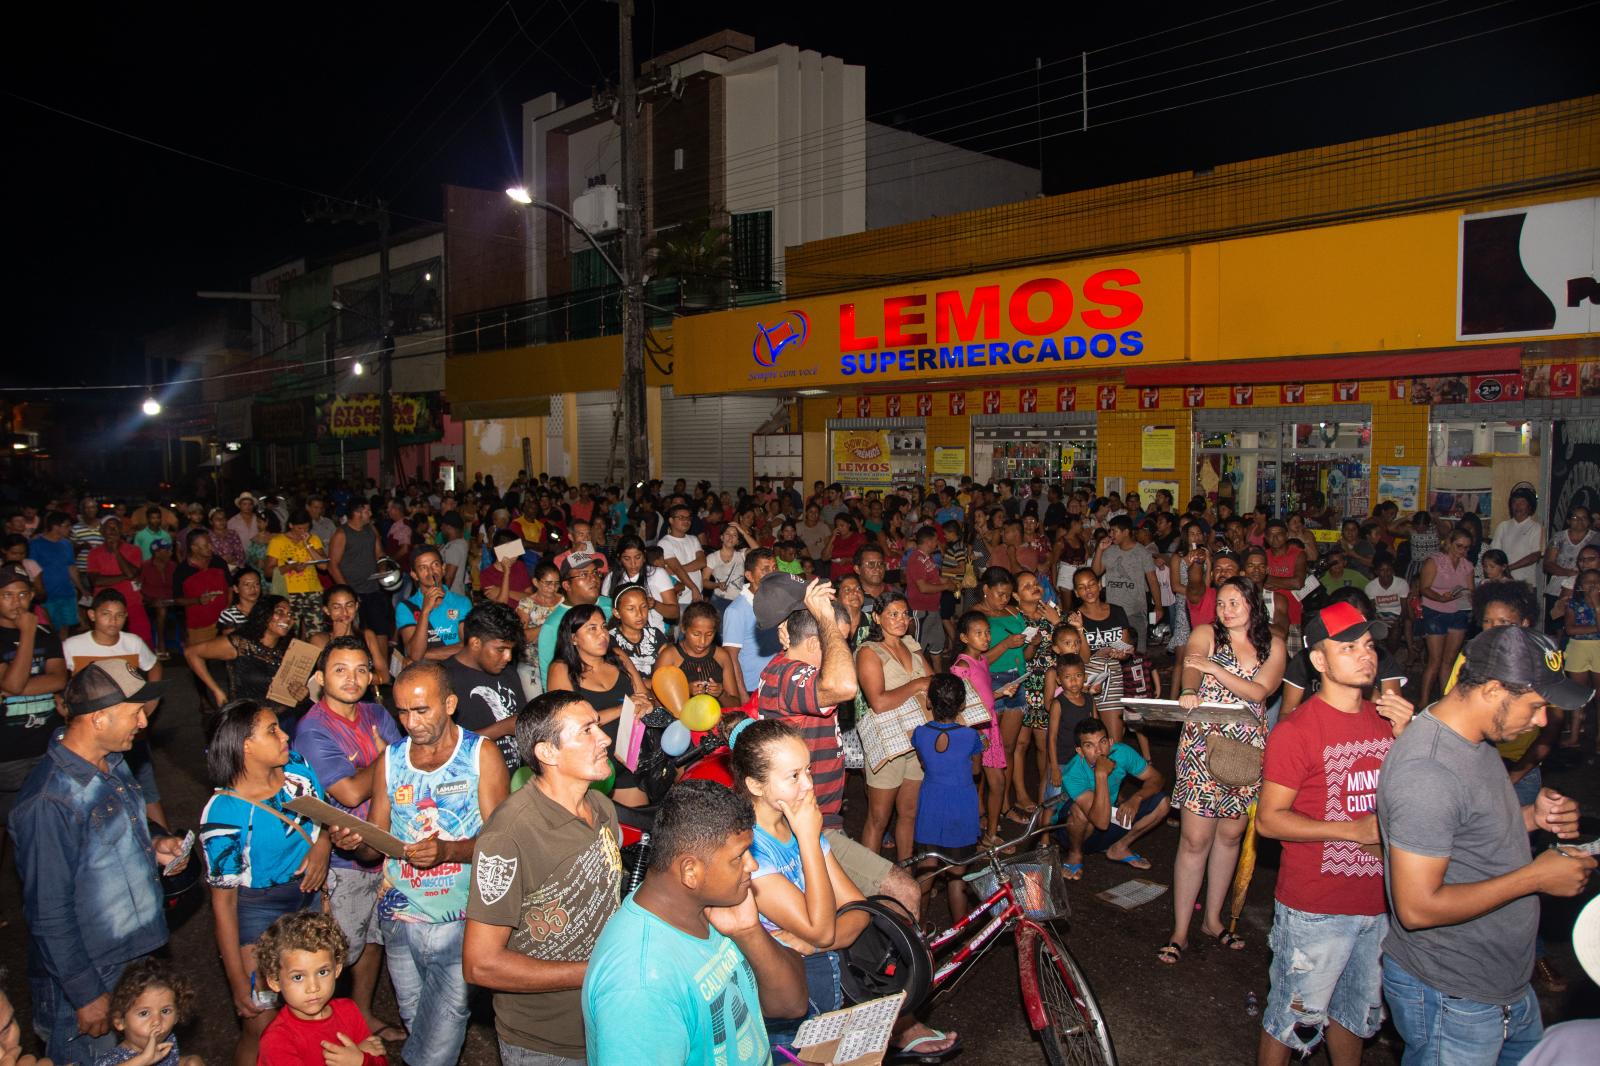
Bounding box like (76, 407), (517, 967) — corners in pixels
(757, 655), (845, 830)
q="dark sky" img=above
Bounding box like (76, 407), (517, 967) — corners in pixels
(6, 0), (1598, 391)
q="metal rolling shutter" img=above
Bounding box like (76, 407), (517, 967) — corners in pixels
(659, 389), (784, 493)
(577, 390), (619, 485)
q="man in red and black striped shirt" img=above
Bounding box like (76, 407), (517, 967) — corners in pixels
(753, 575), (923, 917)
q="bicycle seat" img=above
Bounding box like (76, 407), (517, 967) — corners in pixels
(613, 801), (659, 832)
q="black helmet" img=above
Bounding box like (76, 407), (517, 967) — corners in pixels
(837, 896), (934, 1012)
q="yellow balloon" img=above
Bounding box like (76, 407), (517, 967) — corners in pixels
(651, 665), (690, 716)
(681, 694), (722, 732)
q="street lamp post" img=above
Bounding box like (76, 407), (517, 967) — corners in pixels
(506, 186), (647, 486)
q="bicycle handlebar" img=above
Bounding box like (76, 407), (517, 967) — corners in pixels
(901, 792), (1072, 879)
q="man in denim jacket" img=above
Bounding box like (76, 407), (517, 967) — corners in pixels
(7, 660), (192, 1064)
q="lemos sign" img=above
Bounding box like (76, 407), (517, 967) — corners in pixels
(677, 252), (1183, 393)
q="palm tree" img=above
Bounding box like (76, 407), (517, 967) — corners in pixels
(648, 220), (731, 309)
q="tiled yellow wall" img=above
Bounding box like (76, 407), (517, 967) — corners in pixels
(802, 377), (1430, 510)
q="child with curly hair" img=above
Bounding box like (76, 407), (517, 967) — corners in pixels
(92, 960), (202, 1066)
(255, 913), (386, 1066)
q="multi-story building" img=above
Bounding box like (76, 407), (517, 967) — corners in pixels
(448, 30), (1042, 490)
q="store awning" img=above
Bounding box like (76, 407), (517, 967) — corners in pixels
(1124, 346), (1521, 387)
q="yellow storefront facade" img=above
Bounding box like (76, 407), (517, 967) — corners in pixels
(667, 94), (1600, 517)
(447, 96), (1600, 520)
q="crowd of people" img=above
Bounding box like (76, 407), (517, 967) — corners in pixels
(2, 471), (1598, 1066)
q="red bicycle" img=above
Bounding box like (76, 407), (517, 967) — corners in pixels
(909, 795), (1116, 1065)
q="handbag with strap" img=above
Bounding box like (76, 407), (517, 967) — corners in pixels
(1205, 734), (1264, 788)
(220, 789), (317, 848)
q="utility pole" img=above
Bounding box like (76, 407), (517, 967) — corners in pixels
(377, 202), (395, 492)
(309, 196), (395, 491)
(617, 0), (649, 486)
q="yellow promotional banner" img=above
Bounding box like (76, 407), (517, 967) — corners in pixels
(832, 430), (893, 484)
(673, 250), (1187, 394)
(321, 394), (435, 439)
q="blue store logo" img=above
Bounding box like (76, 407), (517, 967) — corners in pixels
(752, 310), (809, 367)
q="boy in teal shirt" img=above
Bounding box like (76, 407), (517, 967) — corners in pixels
(583, 781), (807, 1066)
(1056, 718), (1169, 877)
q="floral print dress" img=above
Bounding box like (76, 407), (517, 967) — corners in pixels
(1170, 639), (1267, 819)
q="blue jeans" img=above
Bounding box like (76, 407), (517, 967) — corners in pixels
(1262, 902), (1385, 1054)
(1381, 956), (1542, 1066)
(497, 1039), (585, 1066)
(381, 919), (470, 1066)
(31, 960), (131, 1064)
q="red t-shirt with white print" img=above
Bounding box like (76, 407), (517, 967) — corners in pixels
(1262, 695), (1393, 915)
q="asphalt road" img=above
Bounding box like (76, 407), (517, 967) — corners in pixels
(3, 663), (1597, 1065)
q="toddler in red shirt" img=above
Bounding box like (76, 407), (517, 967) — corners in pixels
(255, 912), (387, 1066)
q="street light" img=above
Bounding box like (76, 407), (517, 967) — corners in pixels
(142, 396), (162, 417)
(507, 183), (649, 484)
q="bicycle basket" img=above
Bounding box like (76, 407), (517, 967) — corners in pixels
(964, 846), (1071, 921)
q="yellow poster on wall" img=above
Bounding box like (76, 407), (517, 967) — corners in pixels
(833, 429), (893, 484)
(933, 446), (967, 476)
(1141, 426), (1176, 471)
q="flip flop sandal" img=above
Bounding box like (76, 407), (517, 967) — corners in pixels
(1062, 862), (1084, 880)
(1216, 931), (1247, 950)
(1156, 942), (1183, 965)
(1105, 852), (1151, 870)
(1003, 805), (1032, 824)
(890, 1030), (961, 1063)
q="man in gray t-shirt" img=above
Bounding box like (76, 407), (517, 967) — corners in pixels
(1377, 626), (1593, 1064)
(1092, 516), (1161, 651)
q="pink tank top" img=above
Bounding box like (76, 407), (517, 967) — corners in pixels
(1422, 552), (1472, 612)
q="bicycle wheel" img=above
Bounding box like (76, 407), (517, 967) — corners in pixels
(1031, 930), (1116, 1066)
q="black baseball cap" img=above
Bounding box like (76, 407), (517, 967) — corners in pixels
(0, 564), (30, 589)
(1302, 602), (1375, 649)
(1462, 626), (1592, 709)
(63, 660), (168, 716)
(754, 574), (809, 629)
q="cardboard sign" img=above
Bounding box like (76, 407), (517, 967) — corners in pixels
(286, 795), (409, 860)
(267, 639), (321, 708)
(493, 539), (525, 565)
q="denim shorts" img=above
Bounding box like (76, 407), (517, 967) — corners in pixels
(992, 669), (1025, 712)
(1420, 606), (1470, 636)
(767, 949), (843, 1048)
(1262, 901), (1386, 1053)
(236, 881), (318, 945)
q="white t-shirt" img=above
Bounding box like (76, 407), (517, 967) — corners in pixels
(1365, 576), (1410, 619)
(1490, 516), (1544, 587)
(706, 549), (747, 602)
(1549, 529), (1598, 592)
(61, 631), (159, 674)
(658, 533), (705, 602)
(603, 566), (676, 630)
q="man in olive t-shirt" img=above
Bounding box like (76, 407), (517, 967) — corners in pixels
(464, 692), (622, 1065)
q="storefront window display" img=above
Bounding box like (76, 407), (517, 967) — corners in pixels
(827, 419), (927, 489)
(972, 419), (1096, 494)
(1194, 411), (1371, 519)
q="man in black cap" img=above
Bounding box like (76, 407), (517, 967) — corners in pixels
(1378, 625), (1594, 1064)
(535, 554), (611, 686)
(8, 660), (191, 1064)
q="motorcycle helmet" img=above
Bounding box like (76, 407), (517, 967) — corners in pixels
(375, 556), (404, 591)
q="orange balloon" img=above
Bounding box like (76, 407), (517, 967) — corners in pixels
(651, 665), (690, 716)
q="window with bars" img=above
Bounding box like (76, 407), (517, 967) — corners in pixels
(731, 210), (774, 293)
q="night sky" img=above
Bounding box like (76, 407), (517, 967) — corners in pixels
(6, 0), (1598, 392)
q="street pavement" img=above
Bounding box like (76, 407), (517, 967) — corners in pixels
(3, 664), (1597, 1064)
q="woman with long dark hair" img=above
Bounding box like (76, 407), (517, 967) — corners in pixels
(184, 596), (300, 718)
(1160, 575), (1284, 965)
(199, 699), (330, 1065)
(545, 603), (652, 806)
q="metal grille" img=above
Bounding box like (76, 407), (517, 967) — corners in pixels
(732, 210), (775, 293)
